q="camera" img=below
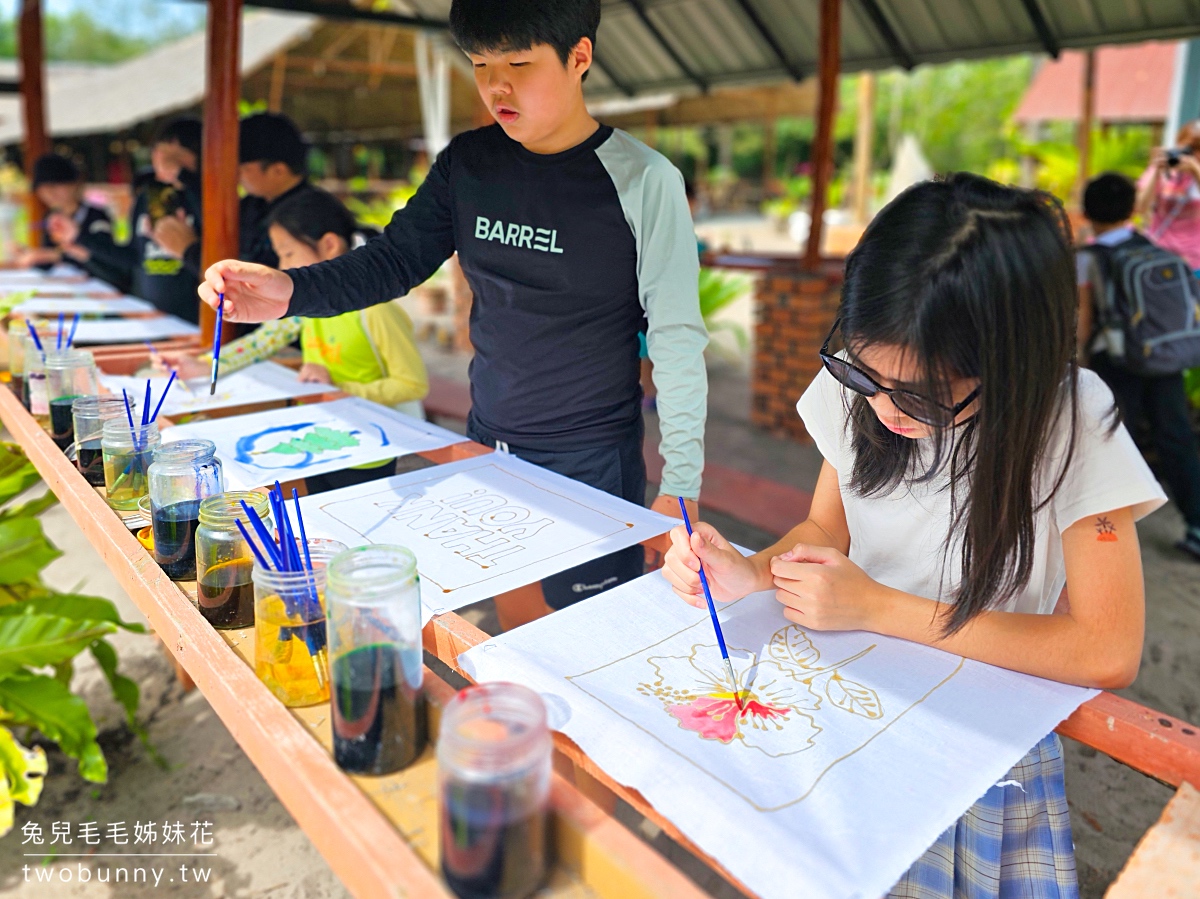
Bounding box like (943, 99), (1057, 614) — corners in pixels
(1166, 146), (1195, 167)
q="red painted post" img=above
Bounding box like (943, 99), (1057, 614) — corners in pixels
(18, 0), (48, 247)
(804, 0), (840, 270)
(200, 0), (243, 343)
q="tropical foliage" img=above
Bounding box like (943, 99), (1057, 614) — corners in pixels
(0, 444), (145, 837)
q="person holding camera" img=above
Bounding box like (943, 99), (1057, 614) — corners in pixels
(1136, 120), (1200, 273)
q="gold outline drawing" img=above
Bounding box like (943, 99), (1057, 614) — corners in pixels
(567, 612), (965, 812)
(318, 460), (643, 595)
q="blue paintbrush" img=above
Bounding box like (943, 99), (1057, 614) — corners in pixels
(678, 497), (741, 709)
(209, 292), (224, 396)
(65, 313), (79, 349)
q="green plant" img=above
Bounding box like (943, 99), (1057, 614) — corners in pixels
(0, 443), (145, 837)
(699, 267), (751, 353)
(761, 175), (812, 220)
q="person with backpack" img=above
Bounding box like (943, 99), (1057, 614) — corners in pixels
(1078, 172), (1200, 560)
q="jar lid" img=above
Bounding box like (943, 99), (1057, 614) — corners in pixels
(72, 395), (129, 414)
(437, 683), (550, 780)
(102, 417), (159, 441)
(43, 348), (94, 369)
(326, 545), (418, 600)
(199, 491), (271, 526)
(152, 438), (216, 465)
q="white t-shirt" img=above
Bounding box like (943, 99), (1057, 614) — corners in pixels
(796, 367), (1166, 615)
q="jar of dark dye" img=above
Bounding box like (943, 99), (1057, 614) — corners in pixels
(147, 439), (223, 580)
(438, 682), (551, 899)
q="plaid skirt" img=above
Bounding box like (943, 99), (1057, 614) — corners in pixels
(888, 734), (1079, 899)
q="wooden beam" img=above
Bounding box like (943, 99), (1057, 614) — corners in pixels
(591, 47), (637, 98)
(730, 0), (805, 82)
(244, 0), (447, 29)
(1017, 0), (1060, 58)
(805, 0), (841, 270)
(285, 55), (417, 78)
(1056, 692), (1200, 789)
(852, 71), (875, 224)
(18, 0), (48, 247)
(625, 0), (709, 93)
(1075, 48), (1095, 204)
(200, 0), (243, 344)
(268, 52), (287, 113)
(853, 0), (914, 70)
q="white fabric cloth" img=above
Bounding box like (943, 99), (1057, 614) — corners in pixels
(797, 367), (1166, 614)
(160, 395), (466, 491)
(100, 361), (334, 417)
(298, 452), (675, 622)
(461, 572), (1098, 899)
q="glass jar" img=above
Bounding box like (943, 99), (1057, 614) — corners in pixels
(23, 339), (47, 421)
(147, 439), (223, 581)
(73, 395), (135, 487)
(44, 349), (97, 452)
(438, 683), (551, 899)
(326, 545), (425, 776)
(7, 320), (27, 399)
(252, 537), (347, 708)
(101, 419), (160, 512)
(195, 492), (272, 629)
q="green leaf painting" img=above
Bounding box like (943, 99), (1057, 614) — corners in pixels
(260, 426), (360, 456)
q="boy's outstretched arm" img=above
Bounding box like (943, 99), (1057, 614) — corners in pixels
(201, 144), (457, 322)
(609, 145), (708, 513)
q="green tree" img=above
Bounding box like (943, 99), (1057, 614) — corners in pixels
(0, 3), (203, 64)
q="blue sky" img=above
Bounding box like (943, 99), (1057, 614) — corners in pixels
(0, 0), (205, 39)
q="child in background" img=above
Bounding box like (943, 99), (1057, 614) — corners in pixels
(664, 174), (1165, 897)
(162, 188), (428, 420)
(52, 118), (203, 323)
(1077, 172), (1200, 561)
(14, 154), (127, 290)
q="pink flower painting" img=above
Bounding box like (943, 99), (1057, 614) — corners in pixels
(637, 624), (883, 757)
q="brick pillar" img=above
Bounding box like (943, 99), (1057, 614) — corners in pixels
(752, 265), (841, 442)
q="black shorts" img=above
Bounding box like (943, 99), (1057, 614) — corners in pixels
(466, 415), (646, 610)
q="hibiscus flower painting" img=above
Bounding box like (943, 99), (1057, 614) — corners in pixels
(637, 624), (883, 757)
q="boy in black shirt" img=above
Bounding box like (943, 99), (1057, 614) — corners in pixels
(56, 118), (203, 323)
(235, 113), (315, 268)
(19, 154), (127, 290)
(199, 0), (708, 627)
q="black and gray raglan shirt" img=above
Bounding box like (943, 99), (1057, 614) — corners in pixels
(287, 124), (707, 499)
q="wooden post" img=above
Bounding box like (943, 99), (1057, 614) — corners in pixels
(805, 0), (840, 270)
(852, 71), (875, 225)
(268, 52), (287, 113)
(18, 0), (48, 248)
(200, 0), (243, 344)
(1075, 49), (1095, 205)
(762, 117), (777, 194)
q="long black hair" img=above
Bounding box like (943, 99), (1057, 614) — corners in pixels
(264, 187), (358, 249)
(839, 173), (1083, 634)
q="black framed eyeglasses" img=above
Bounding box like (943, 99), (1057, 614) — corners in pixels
(819, 319), (980, 428)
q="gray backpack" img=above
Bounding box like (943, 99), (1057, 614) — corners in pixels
(1087, 233), (1200, 375)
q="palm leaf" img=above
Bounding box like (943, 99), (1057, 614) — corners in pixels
(0, 615), (116, 678)
(0, 594), (146, 633)
(0, 672), (106, 782)
(0, 518), (62, 585)
(0, 724), (46, 837)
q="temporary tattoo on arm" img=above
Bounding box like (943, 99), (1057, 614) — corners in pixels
(1095, 516), (1118, 542)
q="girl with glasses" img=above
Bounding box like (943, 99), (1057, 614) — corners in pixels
(662, 172), (1167, 898)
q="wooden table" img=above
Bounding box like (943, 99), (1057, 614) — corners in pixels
(3, 356), (1199, 899)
